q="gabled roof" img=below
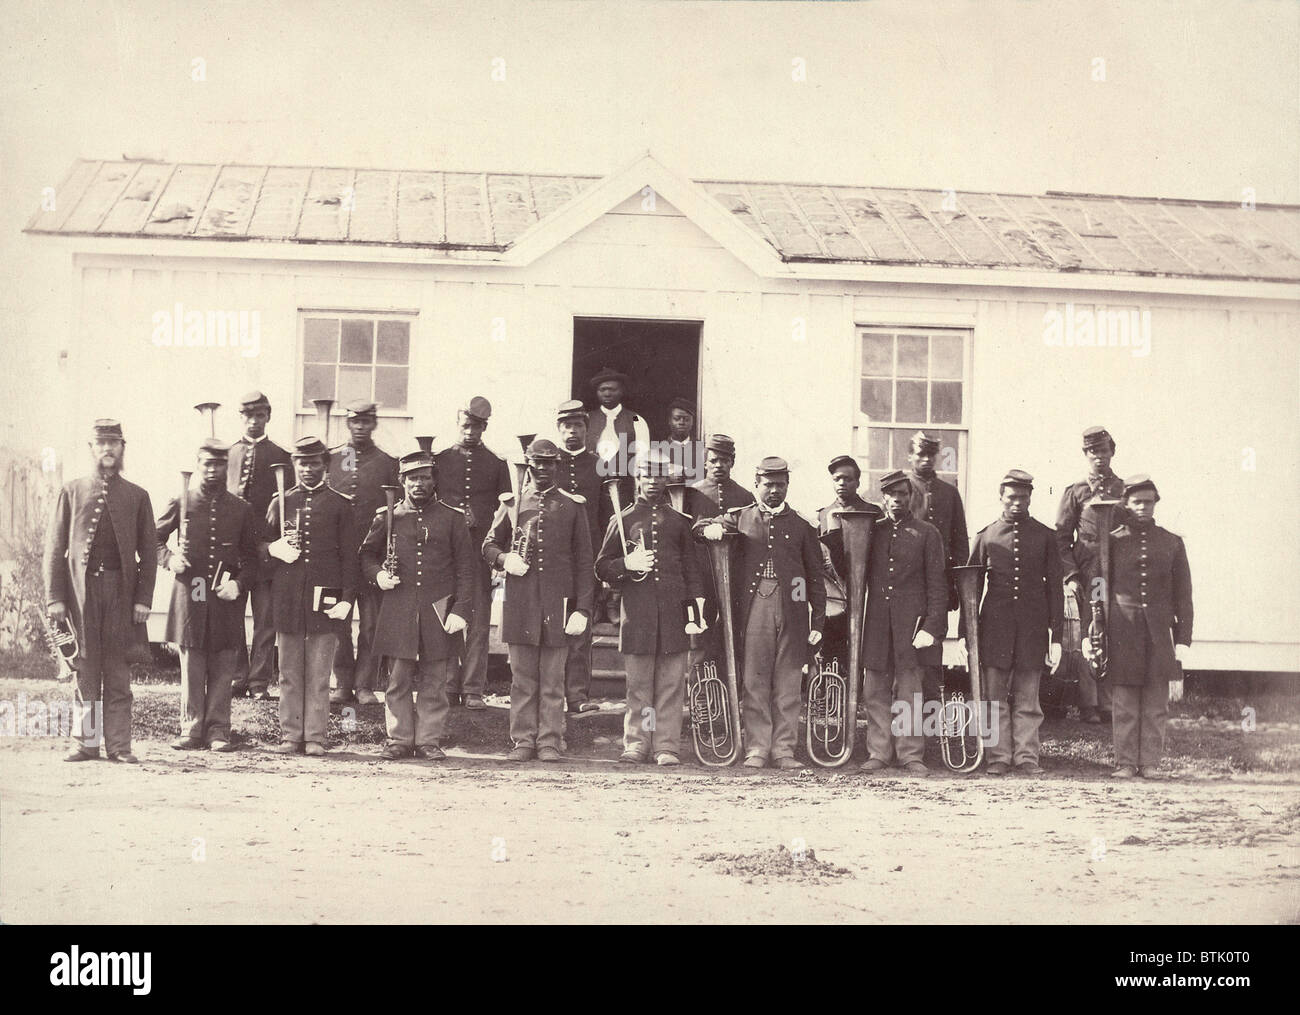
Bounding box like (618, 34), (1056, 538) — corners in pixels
(25, 155), (1300, 284)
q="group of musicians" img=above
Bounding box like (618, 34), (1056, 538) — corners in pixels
(43, 368), (1193, 778)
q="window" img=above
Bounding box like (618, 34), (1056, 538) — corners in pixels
(300, 312), (412, 412)
(853, 327), (970, 497)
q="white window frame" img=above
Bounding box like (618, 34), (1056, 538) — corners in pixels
(296, 308), (417, 423)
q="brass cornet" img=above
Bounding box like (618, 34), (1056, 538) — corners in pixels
(381, 484), (402, 578)
(42, 611), (80, 681)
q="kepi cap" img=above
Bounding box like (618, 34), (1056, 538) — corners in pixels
(589, 366), (629, 389)
(1082, 425), (1114, 450)
(827, 454), (858, 474)
(634, 449), (674, 477)
(524, 438), (561, 462)
(668, 397), (696, 417)
(89, 419), (124, 441)
(291, 436), (330, 459)
(755, 456), (790, 478)
(197, 438), (231, 460)
(399, 451), (436, 476)
(344, 400), (378, 417)
(704, 433), (736, 458)
(910, 431), (941, 454)
(1122, 473), (1160, 501)
(999, 468), (1034, 491)
(237, 390), (271, 412)
(458, 396), (492, 423)
(879, 468), (912, 494)
(556, 398), (586, 423)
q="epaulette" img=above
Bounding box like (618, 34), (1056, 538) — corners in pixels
(725, 505), (744, 516)
(556, 487), (586, 505)
(335, 489), (354, 501)
(439, 500), (466, 515)
(373, 504), (387, 517)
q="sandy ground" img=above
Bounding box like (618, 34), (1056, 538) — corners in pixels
(2, 686), (1298, 924)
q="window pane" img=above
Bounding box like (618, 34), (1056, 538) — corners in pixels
(896, 379), (926, 422)
(932, 333), (963, 379)
(897, 335), (927, 378)
(861, 332), (893, 376)
(340, 319), (374, 364)
(302, 364), (335, 407)
(934, 437), (960, 472)
(860, 378), (892, 420)
(338, 365), (371, 405)
(374, 366), (408, 410)
(890, 428), (913, 468)
(303, 318), (339, 363)
(930, 381), (963, 424)
(868, 427), (891, 471)
(376, 320), (410, 364)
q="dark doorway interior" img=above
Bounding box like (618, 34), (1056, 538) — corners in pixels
(571, 318), (702, 441)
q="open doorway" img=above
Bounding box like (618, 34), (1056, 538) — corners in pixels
(570, 317), (702, 441)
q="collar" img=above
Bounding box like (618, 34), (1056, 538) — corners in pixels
(242, 434), (268, 445)
(301, 480), (326, 493)
(910, 469), (935, 484)
(600, 404), (622, 419)
(1001, 512), (1024, 524)
(561, 445), (585, 457)
(833, 494), (863, 509)
(635, 494), (665, 508)
(886, 508), (912, 525)
(757, 501), (787, 517)
(455, 442), (479, 454)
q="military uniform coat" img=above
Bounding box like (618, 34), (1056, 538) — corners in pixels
(263, 483), (360, 634)
(1107, 521), (1193, 687)
(328, 442), (399, 555)
(690, 475), (755, 514)
(818, 493), (877, 586)
(1054, 471), (1126, 586)
(434, 442), (513, 547)
(360, 498), (476, 661)
(703, 503), (826, 643)
(43, 473), (157, 630)
(227, 436), (293, 528)
(965, 515), (1064, 670)
(156, 488), (260, 650)
(555, 447), (603, 551)
(483, 485), (594, 647)
(908, 471), (968, 606)
(863, 512), (947, 670)
(596, 498), (705, 655)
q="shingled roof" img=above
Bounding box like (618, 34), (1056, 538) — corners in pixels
(25, 158), (1300, 283)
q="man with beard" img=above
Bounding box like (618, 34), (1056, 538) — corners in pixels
(157, 439), (261, 752)
(434, 396), (512, 710)
(44, 420), (156, 763)
(328, 400), (398, 706)
(361, 451), (475, 761)
(554, 399), (602, 714)
(226, 390), (292, 699)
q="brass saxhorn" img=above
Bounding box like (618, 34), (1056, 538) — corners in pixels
(311, 397), (335, 448)
(194, 401), (221, 438)
(689, 526), (743, 765)
(42, 611), (80, 681)
(941, 564), (987, 773)
(1083, 498), (1121, 684)
(806, 505), (879, 767)
(605, 477), (648, 582)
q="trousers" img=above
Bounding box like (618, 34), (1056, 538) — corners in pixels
(564, 617), (594, 706)
(75, 570), (134, 755)
(863, 666), (925, 765)
(278, 631), (334, 745)
(232, 579), (276, 691)
(1073, 587), (1112, 711)
(447, 557), (491, 697)
(1112, 682), (1168, 771)
(385, 656), (451, 748)
(741, 585), (804, 761)
(508, 643), (567, 750)
(333, 588), (380, 693)
(623, 651), (687, 759)
(983, 665), (1042, 766)
(179, 646), (237, 743)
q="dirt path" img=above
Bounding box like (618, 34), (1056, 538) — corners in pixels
(3, 733), (1297, 923)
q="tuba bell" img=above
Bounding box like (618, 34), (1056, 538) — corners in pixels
(688, 526), (743, 765)
(1083, 498), (1121, 684)
(806, 505), (879, 767)
(941, 563), (987, 773)
(193, 401), (221, 438)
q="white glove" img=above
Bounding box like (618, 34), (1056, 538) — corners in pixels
(1081, 636), (1093, 660)
(444, 612), (468, 635)
(1047, 642), (1062, 674)
(167, 553), (189, 574)
(955, 639), (969, 667)
(325, 601), (352, 621)
(912, 630), (936, 650)
(807, 630), (823, 647)
(1174, 643), (1189, 665)
(701, 522), (725, 542)
(215, 579), (240, 602)
(269, 538), (300, 563)
(564, 612), (588, 636)
(684, 598), (708, 635)
(502, 552), (529, 576)
(376, 570), (400, 591)
(624, 546), (656, 573)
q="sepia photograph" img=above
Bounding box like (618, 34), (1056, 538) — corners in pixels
(0, 0), (1296, 957)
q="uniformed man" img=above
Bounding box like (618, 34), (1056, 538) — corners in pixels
(1103, 475), (1193, 779)
(157, 439), (261, 752)
(859, 470), (946, 776)
(360, 451), (476, 760)
(690, 434), (755, 514)
(266, 436), (360, 755)
(817, 455), (875, 672)
(484, 439), (593, 762)
(1055, 425), (1125, 724)
(44, 419), (157, 763)
(554, 399), (602, 714)
(959, 470), (1064, 776)
(597, 450), (706, 766)
(226, 390), (292, 699)
(327, 399), (398, 706)
(665, 397), (703, 483)
(699, 457), (825, 770)
(435, 396), (513, 710)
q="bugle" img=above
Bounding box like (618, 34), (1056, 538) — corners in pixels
(688, 527), (743, 765)
(604, 477), (648, 582)
(941, 563), (987, 773)
(806, 505), (879, 767)
(193, 401), (220, 438)
(1083, 498), (1121, 683)
(381, 484), (402, 578)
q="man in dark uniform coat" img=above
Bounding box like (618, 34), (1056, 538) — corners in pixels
(555, 399), (602, 713)
(1104, 475), (1193, 778)
(484, 439), (593, 762)
(597, 451), (705, 766)
(691, 434), (754, 514)
(434, 396), (512, 709)
(44, 419), (156, 763)
(665, 397), (704, 483)
(157, 439), (260, 751)
(699, 457), (825, 770)
(361, 451), (476, 760)
(1055, 425), (1125, 724)
(860, 470), (946, 776)
(960, 470), (1064, 775)
(817, 454), (876, 672)
(226, 390), (292, 699)
(266, 437), (360, 755)
(328, 399), (398, 705)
